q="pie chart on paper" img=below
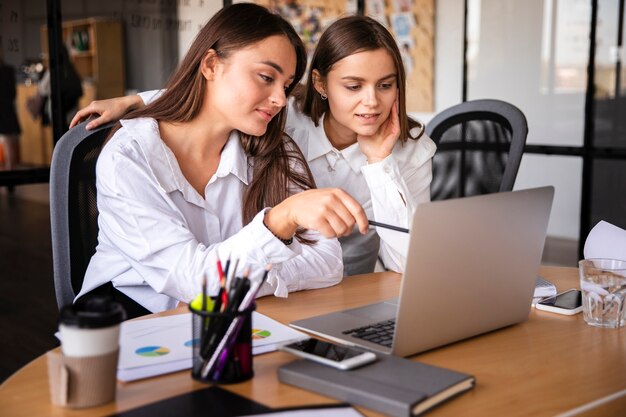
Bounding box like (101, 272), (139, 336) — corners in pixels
(184, 339), (199, 347)
(252, 328), (271, 340)
(135, 346), (170, 357)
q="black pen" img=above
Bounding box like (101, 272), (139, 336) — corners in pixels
(223, 258), (231, 278)
(368, 220), (409, 234)
(201, 275), (208, 341)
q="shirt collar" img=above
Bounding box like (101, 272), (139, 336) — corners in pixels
(213, 130), (250, 186)
(341, 141), (368, 173)
(119, 119), (250, 195)
(304, 114), (367, 174)
(304, 114), (335, 162)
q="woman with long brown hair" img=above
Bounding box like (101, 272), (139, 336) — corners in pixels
(75, 3), (367, 317)
(289, 16), (435, 275)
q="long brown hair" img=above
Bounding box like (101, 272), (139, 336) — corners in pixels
(117, 3), (314, 241)
(299, 15), (424, 142)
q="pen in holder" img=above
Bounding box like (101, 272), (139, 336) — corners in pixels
(189, 303), (255, 384)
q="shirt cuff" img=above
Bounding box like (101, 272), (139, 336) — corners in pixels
(360, 154), (403, 188)
(248, 209), (302, 260)
(138, 89), (164, 105)
(263, 265), (290, 297)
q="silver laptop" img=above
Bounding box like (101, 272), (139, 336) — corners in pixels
(291, 186), (554, 357)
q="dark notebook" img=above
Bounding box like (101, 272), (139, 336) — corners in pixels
(108, 386), (270, 417)
(278, 354), (475, 417)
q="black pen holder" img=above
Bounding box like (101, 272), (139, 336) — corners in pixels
(189, 303), (255, 384)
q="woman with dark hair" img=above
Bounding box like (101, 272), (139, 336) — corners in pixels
(72, 15), (434, 277)
(290, 16), (435, 275)
(26, 44), (82, 129)
(75, 3), (368, 316)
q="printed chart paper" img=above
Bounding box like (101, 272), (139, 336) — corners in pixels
(116, 312), (308, 381)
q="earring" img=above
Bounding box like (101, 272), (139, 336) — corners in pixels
(320, 92), (327, 100)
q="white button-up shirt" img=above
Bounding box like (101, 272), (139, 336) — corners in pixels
(77, 117), (343, 313)
(286, 101), (436, 274)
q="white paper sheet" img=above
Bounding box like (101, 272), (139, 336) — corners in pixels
(62, 311), (308, 382)
(584, 221), (626, 261)
(532, 276), (557, 305)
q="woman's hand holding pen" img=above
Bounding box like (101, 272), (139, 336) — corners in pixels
(357, 96), (400, 164)
(69, 95), (145, 130)
(264, 188), (369, 239)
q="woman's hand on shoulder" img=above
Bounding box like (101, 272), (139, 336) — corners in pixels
(357, 97), (400, 163)
(265, 188), (368, 239)
(69, 95), (145, 130)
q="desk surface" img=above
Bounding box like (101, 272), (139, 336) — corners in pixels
(1, 266), (625, 417)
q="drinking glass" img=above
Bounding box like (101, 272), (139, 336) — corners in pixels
(579, 259), (626, 328)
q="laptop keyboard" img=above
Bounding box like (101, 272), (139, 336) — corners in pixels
(342, 319), (395, 347)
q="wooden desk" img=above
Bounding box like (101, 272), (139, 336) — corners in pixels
(1, 266), (625, 416)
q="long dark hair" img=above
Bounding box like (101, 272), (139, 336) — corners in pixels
(117, 4), (314, 241)
(299, 15), (424, 142)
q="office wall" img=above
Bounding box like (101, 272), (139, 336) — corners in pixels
(473, 0), (585, 241)
(434, 0), (586, 240)
(176, 1), (221, 63)
(433, 0), (464, 112)
(0, 0), (185, 91)
(0, 0), (47, 67)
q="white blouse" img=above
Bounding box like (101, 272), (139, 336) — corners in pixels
(138, 91), (436, 275)
(76, 117), (343, 313)
(286, 101), (436, 274)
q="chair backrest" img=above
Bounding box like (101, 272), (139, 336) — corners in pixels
(50, 121), (113, 310)
(425, 99), (528, 201)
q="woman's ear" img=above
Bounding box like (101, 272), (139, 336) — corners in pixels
(312, 70), (326, 96)
(201, 49), (220, 81)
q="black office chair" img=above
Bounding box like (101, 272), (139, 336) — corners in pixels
(49, 121), (113, 310)
(426, 99), (528, 201)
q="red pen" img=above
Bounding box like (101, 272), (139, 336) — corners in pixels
(217, 259), (228, 309)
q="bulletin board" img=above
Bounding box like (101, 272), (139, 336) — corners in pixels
(252, 0), (355, 54)
(366, 0), (435, 112)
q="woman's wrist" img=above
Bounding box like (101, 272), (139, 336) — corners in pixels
(366, 155), (386, 164)
(263, 208), (297, 244)
(127, 95), (145, 112)
(360, 144), (393, 164)
(365, 151), (392, 164)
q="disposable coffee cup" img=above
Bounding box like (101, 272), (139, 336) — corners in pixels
(59, 297), (126, 357)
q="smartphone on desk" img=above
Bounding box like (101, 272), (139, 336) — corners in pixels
(280, 339), (377, 370)
(535, 289), (583, 315)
